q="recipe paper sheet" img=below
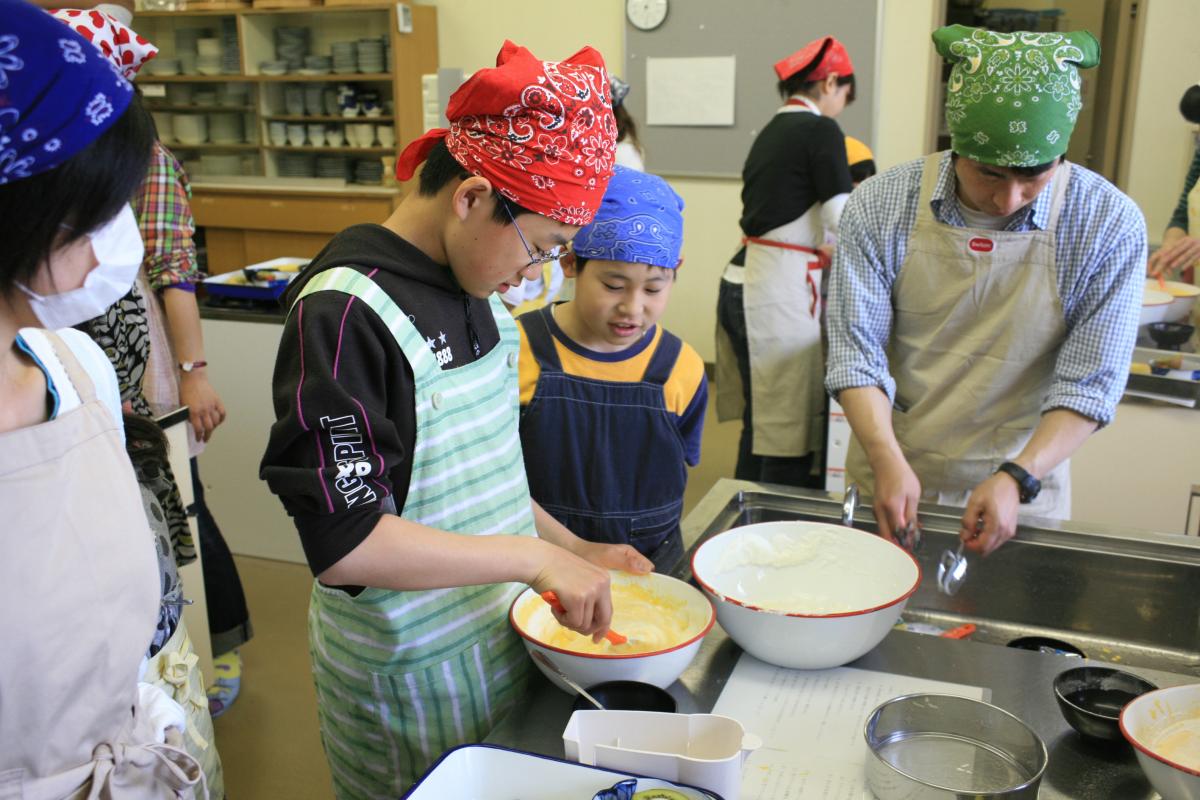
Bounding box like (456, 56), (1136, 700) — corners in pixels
(711, 654), (987, 800)
(646, 56), (737, 126)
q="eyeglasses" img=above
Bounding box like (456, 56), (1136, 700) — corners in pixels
(501, 199), (563, 267)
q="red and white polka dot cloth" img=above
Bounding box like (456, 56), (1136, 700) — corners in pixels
(50, 9), (158, 80)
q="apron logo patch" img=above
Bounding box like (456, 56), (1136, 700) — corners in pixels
(968, 237), (995, 253)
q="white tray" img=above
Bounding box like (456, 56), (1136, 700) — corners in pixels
(403, 744), (724, 799)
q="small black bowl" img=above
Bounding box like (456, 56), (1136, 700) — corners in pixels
(571, 680), (677, 713)
(1148, 321), (1196, 351)
(1053, 666), (1158, 743)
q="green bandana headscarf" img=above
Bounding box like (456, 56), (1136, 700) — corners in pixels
(933, 25), (1100, 167)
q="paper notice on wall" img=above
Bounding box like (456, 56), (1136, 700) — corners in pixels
(645, 56), (736, 126)
(711, 654), (987, 800)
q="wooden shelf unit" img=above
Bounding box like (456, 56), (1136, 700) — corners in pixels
(134, 4), (436, 273)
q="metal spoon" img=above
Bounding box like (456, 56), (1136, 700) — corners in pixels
(530, 650), (606, 710)
(937, 541), (968, 595)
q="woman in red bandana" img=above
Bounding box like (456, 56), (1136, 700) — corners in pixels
(259, 41), (651, 797)
(715, 35), (858, 490)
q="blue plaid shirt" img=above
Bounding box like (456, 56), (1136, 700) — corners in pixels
(826, 152), (1147, 426)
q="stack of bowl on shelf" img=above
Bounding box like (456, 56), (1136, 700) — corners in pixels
(354, 37), (385, 73)
(331, 40), (357, 74)
(273, 26), (310, 72)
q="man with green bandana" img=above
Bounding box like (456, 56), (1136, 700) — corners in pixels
(826, 25), (1146, 556)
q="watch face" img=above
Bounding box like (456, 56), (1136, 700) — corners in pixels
(626, 0), (669, 31)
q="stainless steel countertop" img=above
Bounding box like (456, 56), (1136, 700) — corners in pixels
(488, 481), (1200, 799)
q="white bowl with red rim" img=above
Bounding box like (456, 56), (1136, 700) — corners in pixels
(1120, 683), (1200, 800)
(510, 571), (715, 694)
(690, 520), (921, 670)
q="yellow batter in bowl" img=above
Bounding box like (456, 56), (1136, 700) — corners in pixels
(517, 582), (696, 655)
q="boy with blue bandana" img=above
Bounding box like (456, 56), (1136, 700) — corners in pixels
(517, 166), (707, 573)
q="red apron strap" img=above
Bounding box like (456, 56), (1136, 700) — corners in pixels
(741, 236), (828, 317)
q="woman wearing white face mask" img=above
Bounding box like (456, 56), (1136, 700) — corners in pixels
(0, 3), (205, 798)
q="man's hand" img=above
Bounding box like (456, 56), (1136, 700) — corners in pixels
(1148, 229), (1200, 278)
(871, 450), (922, 543)
(960, 472), (1020, 556)
(180, 370), (226, 443)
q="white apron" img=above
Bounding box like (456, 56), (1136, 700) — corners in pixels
(715, 97), (830, 458)
(846, 152), (1074, 519)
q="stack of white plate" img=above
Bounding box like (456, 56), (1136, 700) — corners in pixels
(220, 18), (240, 74)
(274, 27), (310, 72)
(199, 153), (242, 175)
(354, 158), (383, 185)
(174, 114), (208, 146)
(278, 153), (316, 178)
(356, 38), (385, 73)
(196, 37), (222, 75)
(217, 82), (249, 107)
(193, 89), (218, 106)
(208, 112), (243, 144)
(301, 55), (332, 76)
(151, 111), (174, 142)
(317, 155), (350, 180)
(332, 41), (357, 74)
(146, 57), (179, 76)
(260, 60), (288, 76)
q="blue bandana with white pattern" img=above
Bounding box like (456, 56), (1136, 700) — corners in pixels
(0, 0), (133, 185)
(571, 165), (685, 270)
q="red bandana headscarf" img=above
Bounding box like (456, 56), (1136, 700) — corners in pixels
(774, 36), (854, 83)
(50, 8), (158, 80)
(396, 41), (617, 226)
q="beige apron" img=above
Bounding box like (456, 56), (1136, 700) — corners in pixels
(846, 152), (1073, 519)
(716, 98), (829, 457)
(0, 330), (205, 799)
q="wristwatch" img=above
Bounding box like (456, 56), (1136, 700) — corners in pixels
(178, 360), (208, 373)
(997, 461), (1041, 503)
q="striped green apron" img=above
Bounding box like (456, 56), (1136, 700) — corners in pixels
(293, 267), (537, 799)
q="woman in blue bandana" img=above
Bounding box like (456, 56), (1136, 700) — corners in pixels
(0, 3), (205, 797)
(516, 166), (708, 573)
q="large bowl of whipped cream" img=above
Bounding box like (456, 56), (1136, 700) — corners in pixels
(690, 520), (920, 669)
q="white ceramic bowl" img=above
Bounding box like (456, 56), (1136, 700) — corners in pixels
(691, 521), (920, 670)
(1142, 288), (1175, 326)
(510, 571), (714, 694)
(1147, 279), (1200, 324)
(1121, 683), (1200, 800)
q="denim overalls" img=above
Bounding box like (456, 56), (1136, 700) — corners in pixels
(518, 306), (688, 573)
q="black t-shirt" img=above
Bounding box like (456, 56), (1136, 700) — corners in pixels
(259, 224), (501, 578)
(739, 110), (853, 238)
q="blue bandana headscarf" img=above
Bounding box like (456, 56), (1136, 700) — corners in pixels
(0, 0), (133, 185)
(571, 166), (685, 269)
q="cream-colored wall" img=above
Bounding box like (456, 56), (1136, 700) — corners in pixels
(1121, 0), (1200, 241)
(422, 0), (943, 361)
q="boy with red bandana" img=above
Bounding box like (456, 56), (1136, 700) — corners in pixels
(260, 42), (650, 797)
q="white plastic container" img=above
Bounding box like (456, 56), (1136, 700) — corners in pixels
(564, 710), (761, 800)
(403, 743), (723, 799)
(691, 521), (920, 670)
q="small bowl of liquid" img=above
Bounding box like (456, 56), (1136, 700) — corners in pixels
(1054, 666), (1158, 744)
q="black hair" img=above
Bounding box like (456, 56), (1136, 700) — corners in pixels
(123, 412), (169, 467)
(1181, 84), (1200, 125)
(776, 39), (856, 104)
(0, 96), (155, 296)
(950, 151), (1061, 178)
(571, 254), (676, 280)
(416, 139), (535, 224)
(849, 159), (877, 184)
(615, 104), (642, 152)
